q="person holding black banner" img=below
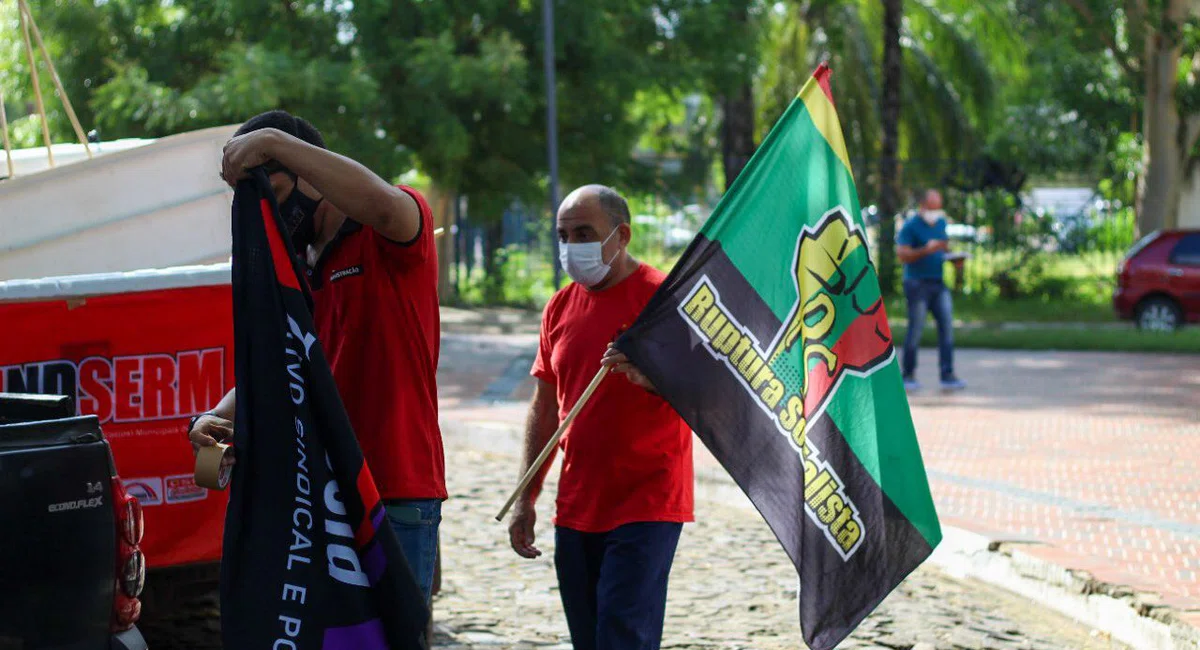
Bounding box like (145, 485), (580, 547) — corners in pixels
(508, 185), (694, 650)
(189, 110), (446, 604)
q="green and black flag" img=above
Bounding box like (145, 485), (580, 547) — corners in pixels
(615, 64), (941, 650)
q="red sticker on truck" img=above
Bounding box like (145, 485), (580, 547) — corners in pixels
(164, 474), (208, 504)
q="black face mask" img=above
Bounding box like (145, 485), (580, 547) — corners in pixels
(279, 178), (322, 253)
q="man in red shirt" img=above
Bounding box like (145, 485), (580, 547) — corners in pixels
(189, 111), (445, 602)
(508, 185), (694, 650)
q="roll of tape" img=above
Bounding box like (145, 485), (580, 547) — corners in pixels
(195, 443), (233, 490)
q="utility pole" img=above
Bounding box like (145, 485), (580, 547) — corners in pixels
(543, 0), (562, 288)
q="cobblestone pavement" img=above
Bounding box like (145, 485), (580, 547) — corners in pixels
(435, 446), (1129, 649)
(140, 444), (1127, 649)
(436, 325), (1200, 629)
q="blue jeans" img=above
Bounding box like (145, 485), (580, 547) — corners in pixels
(555, 522), (683, 650)
(384, 499), (441, 604)
(902, 277), (955, 381)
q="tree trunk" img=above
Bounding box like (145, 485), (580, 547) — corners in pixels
(1137, 0), (1190, 235)
(877, 0), (903, 296)
(718, 1), (755, 190)
(483, 217), (505, 304)
(721, 83), (756, 190)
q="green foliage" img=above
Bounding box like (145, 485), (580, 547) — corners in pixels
(986, 102), (1107, 177)
(2, 0), (1179, 314)
(456, 244), (558, 308)
(3, 1), (407, 174)
(755, 0), (1019, 204)
(953, 242), (1128, 306)
(626, 90), (721, 201)
(1085, 207), (1137, 252)
(351, 0), (758, 221)
(986, 2), (1138, 180)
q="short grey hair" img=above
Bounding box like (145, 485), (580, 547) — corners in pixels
(595, 186), (631, 227)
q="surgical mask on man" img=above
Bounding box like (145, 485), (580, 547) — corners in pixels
(921, 209), (945, 226)
(560, 227), (619, 287)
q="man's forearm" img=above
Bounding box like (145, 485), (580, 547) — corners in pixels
(265, 132), (416, 239)
(209, 388), (236, 421)
(518, 388), (559, 505)
(897, 247), (927, 264)
(898, 240), (948, 264)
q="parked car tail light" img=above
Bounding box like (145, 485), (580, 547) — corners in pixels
(110, 476), (143, 632)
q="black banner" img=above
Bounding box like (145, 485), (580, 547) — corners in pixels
(221, 170), (428, 650)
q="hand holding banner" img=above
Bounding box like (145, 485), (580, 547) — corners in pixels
(221, 169), (429, 650)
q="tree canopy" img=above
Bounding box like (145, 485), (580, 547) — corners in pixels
(4, 0), (1194, 258)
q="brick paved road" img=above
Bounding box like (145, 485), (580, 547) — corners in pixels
(905, 349), (1200, 620)
(438, 330), (1200, 628)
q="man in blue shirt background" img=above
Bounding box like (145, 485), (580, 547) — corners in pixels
(896, 189), (966, 391)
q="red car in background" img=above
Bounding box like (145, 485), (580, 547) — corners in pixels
(1114, 229), (1200, 330)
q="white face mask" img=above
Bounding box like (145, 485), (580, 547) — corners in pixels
(560, 227), (620, 287)
(921, 209), (945, 226)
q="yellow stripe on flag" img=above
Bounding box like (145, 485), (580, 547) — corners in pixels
(798, 76), (853, 176)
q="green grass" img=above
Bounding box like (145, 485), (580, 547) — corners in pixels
(885, 295), (1116, 325)
(892, 324), (1200, 354)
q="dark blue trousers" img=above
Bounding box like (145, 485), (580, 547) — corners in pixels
(555, 522), (683, 650)
(901, 277), (956, 381)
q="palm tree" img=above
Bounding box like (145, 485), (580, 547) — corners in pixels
(879, 0), (903, 294)
(755, 0), (1021, 287)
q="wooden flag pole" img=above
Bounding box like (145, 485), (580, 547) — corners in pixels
(0, 90), (13, 179)
(20, 0), (92, 158)
(17, 0), (54, 169)
(495, 365), (611, 522)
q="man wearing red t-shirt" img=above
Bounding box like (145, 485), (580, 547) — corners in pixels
(189, 111), (445, 603)
(508, 185), (694, 650)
